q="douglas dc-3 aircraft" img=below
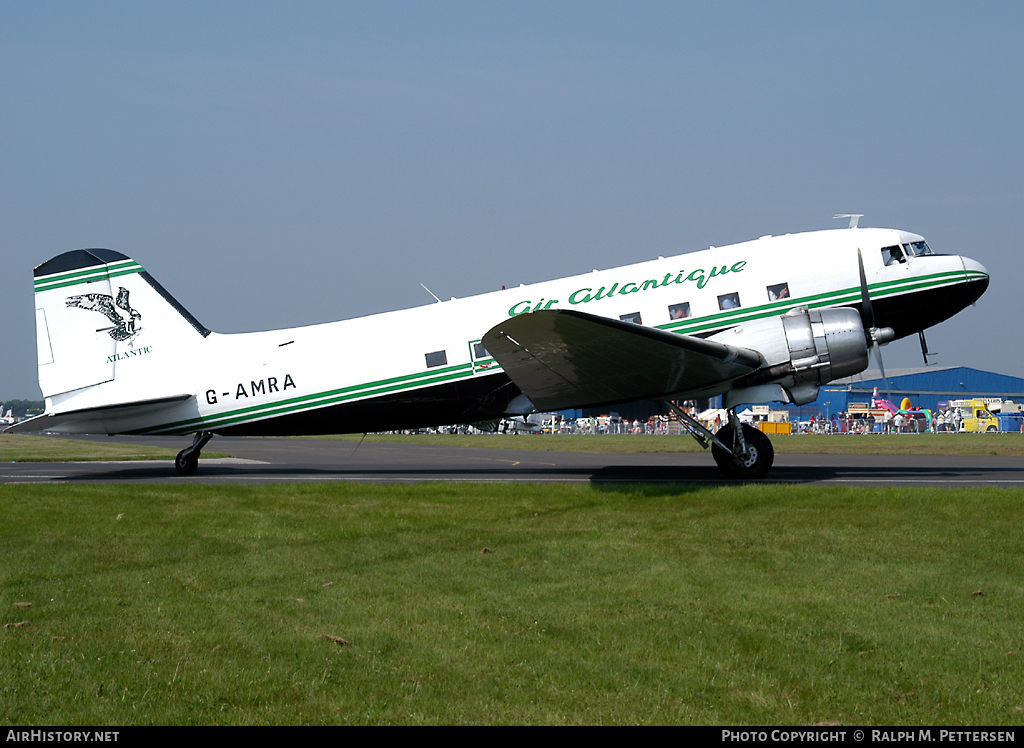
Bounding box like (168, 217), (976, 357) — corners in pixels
(6, 218), (988, 478)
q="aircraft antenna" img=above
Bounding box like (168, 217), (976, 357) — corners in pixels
(350, 432), (368, 457)
(833, 214), (863, 229)
(420, 283), (443, 303)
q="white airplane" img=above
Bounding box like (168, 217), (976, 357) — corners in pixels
(6, 219), (988, 478)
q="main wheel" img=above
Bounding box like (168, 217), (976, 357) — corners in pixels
(175, 450), (199, 476)
(711, 423), (774, 479)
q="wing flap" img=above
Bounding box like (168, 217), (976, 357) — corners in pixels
(481, 309), (764, 411)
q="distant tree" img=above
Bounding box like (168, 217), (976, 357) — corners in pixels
(0, 399), (44, 417)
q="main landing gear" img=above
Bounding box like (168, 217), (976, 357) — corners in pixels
(175, 431), (213, 476)
(710, 421), (774, 479)
(667, 403), (775, 479)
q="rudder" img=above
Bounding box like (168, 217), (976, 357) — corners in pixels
(33, 249), (209, 399)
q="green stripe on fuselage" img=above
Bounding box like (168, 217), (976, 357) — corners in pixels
(656, 270), (966, 335)
(135, 270), (976, 434)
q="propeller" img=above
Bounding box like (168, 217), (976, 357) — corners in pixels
(857, 249), (896, 404)
(918, 330), (936, 365)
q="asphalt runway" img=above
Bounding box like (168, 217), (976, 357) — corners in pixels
(2, 434), (1023, 487)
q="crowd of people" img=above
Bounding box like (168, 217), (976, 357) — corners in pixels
(933, 407), (964, 432)
(797, 407), (963, 434)
(429, 402), (1024, 437)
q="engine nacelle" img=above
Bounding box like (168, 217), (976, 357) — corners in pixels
(709, 307), (870, 406)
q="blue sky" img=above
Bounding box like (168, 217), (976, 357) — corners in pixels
(2, 1), (1021, 399)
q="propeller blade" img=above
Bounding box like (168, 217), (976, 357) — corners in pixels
(857, 248), (875, 332)
(858, 247), (894, 404)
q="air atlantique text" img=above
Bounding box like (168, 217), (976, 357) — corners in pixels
(507, 261), (748, 316)
(106, 346), (152, 364)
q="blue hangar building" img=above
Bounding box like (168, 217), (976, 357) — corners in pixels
(563, 366), (1024, 423)
(782, 366), (1024, 419)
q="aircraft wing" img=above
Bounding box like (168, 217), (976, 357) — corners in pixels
(4, 394), (193, 435)
(481, 309), (764, 411)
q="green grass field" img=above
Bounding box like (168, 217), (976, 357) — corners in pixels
(3, 432), (1022, 463)
(2, 482), (1023, 725)
(0, 434), (229, 462)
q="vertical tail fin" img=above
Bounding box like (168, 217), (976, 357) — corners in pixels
(33, 249), (209, 399)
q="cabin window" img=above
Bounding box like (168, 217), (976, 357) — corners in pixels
(882, 245), (906, 265)
(767, 283), (790, 302)
(425, 350), (448, 368)
(668, 302), (691, 320)
(472, 342), (489, 359)
(718, 292), (741, 310)
(620, 312), (642, 325)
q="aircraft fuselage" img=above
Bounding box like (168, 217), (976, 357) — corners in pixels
(17, 226), (988, 439)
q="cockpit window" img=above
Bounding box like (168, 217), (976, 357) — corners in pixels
(881, 245), (906, 266)
(905, 240), (933, 257)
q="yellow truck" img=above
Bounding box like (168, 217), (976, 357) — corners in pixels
(950, 399), (1000, 432)
(753, 406), (793, 435)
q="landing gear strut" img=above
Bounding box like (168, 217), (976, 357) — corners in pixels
(175, 431), (213, 476)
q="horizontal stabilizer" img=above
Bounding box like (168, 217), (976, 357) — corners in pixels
(5, 394), (193, 435)
(482, 309), (764, 411)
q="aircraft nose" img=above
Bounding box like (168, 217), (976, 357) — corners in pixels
(962, 256), (988, 279)
(961, 255), (989, 304)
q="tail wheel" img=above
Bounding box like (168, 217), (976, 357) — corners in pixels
(174, 431), (212, 476)
(175, 450), (199, 476)
(711, 423), (775, 479)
